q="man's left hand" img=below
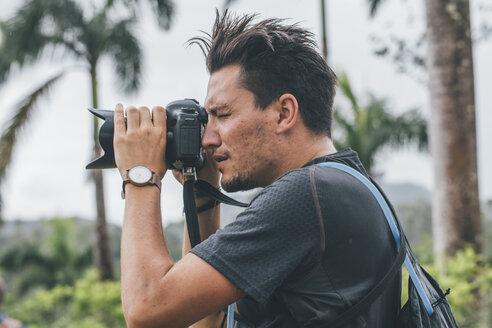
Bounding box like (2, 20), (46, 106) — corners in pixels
(113, 104), (168, 179)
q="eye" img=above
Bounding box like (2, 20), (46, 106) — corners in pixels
(218, 113), (231, 118)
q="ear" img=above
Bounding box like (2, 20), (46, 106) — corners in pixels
(275, 93), (299, 134)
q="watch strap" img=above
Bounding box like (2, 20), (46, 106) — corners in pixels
(121, 167), (161, 199)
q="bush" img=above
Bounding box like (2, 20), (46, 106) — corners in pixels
(401, 246), (492, 328)
(5, 270), (125, 328)
(5, 246), (492, 327)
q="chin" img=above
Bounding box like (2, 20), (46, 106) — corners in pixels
(221, 174), (258, 192)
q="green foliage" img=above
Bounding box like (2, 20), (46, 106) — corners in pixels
(0, 218), (93, 295)
(163, 221), (184, 262)
(5, 270), (125, 328)
(334, 73), (427, 176)
(401, 246), (492, 328)
(440, 248), (492, 327)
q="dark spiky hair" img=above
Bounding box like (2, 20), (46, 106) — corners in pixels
(189, 10), (337, 136)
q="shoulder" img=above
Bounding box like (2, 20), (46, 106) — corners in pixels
(255, 166), (315, 200)
(245, 166), (317, 217)
(245, 164), (364, 220)
(307, 163), (372, 197)
(239, 166), (316, 219)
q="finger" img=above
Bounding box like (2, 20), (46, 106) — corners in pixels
(138, 106), (152, 129)
(152, 106), (167, 130)
(172, 169), (184, 185)
(126, 106), (139, 132)
(114, 103), (126, 136)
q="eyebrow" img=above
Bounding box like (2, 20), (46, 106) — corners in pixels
(208, 105), (229, 116)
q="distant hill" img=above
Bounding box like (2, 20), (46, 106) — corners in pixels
(0, 217), (123, 266)
(380, 182), (431, 205)
(0, 216), (188, 266)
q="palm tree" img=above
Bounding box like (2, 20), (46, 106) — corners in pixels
(334, 73), (427, 176)
(366, 0), (481, 258)
(320, 0), (329, 62)
(0, 0), (174, 280)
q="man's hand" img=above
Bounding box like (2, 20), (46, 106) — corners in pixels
(114, 104), (168, 179)
(172, 148), (220, 189)
(116, 103), (243, 328)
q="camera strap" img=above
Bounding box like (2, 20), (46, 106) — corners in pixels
(194, 179), (250, 208)
(183, 178), (249, 248)
(182, 176), (249, 328)
(183, 179), (201, 247)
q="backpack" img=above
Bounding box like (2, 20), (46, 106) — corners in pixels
(397, 245), (458, 328)
(318, 162), (459, 328)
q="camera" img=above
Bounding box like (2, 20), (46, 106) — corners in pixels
(86, 99), (208, 170)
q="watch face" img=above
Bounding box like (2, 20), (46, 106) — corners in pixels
(128, 166), (152, 184)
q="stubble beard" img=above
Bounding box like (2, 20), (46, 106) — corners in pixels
(221, 171), (257, 192)
(220, 120), (271, 192)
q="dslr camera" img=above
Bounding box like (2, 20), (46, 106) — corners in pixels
(86, 99), (208, 170)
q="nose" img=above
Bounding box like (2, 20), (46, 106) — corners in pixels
(202, 119), (221, 149)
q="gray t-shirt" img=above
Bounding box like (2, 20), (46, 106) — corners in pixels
(191, 149), (400, 327)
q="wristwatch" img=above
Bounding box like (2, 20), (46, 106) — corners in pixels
(121, 166), (161, 199)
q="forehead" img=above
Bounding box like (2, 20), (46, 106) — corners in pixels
(205, 65), (248, 110)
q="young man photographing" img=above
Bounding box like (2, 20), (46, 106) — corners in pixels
(115, 11), (400, 327)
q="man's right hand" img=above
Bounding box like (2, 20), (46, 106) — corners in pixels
(172, 148), (220, 191)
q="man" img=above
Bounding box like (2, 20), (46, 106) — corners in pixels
(115, 11), (400, 327)
(0, 278), (26, 328)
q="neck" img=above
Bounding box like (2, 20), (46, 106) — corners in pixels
(265, 135), (337, 185)
(293, 135), (337, 167)
(307, 137), (337, 161)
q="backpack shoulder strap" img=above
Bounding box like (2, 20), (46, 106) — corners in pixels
(310, 162), (406, 327)
(317, 162), (434, 319)
(325, 237), (406, 328)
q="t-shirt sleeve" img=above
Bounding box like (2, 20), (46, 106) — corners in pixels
(190, 167), (324, 304)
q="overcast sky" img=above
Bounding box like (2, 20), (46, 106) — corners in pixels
(0, 0), (490, 226)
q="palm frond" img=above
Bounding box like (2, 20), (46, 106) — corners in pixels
(0, 71), (66, 184)
(106, 0), (174, 30)
(334, 75), (428, 174)
(0, 49), (10, 85)
(223, 0), (238, 9)
(105, 18), (142, 93)
(388, 108), (428, 151)
(367, 0), (386, 17)
(0, 0), (84, 83)
(150, 0), (175, 30)
(332, 110), (355, 146)
(337, 73), (360, 114)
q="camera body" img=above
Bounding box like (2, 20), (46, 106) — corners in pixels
(165, 99), (208, 170)
(86, 99), (208, 170)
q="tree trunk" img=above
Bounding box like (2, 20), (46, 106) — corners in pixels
(426, 0), (481, 258)
(91, 66), (114, 280)
(320, 0), (329, 63)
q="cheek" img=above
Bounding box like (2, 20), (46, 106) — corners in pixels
(241, 124), (269, 159)
(221, 120), (247, 148)
(222, 116), (269, 156)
